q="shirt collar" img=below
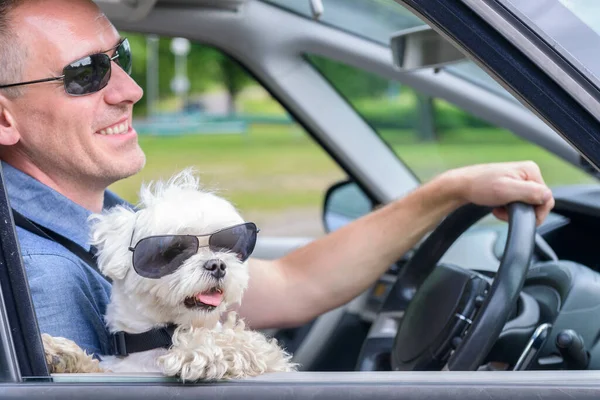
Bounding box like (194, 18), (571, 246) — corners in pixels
(1, 161), (127, 252)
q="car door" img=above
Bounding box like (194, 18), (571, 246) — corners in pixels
(3, 0), (600, 399)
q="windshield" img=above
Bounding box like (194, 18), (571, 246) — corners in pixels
(307, 55), (597, 187)
(261, 0), (425, 44)
(497, 0), (600, 90)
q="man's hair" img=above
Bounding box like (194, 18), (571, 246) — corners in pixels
(0, 0), (26, 97)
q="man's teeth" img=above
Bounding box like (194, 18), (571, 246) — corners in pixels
(98, 122), (129, 135)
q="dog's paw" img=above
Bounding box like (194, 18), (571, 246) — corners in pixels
(156, 327), (230, 381)
(157, 348), (230, 382)
(218, 325), (298, 376)
(246, 334), (298, 373)
(42, 333), (104, 374)
(158, 324), (297, 381)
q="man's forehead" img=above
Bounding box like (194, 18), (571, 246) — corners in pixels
(14, 0), (119, 65)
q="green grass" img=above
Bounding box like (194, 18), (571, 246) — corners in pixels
(385, 128), (595, 185)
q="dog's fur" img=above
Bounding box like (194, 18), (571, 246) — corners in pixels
(42, 170), (296, 380)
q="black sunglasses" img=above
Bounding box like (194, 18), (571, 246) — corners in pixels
(0, 38), (132, 96)
(128, 223), (259, 279)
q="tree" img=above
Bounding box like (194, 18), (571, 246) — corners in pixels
(217, 54), (252, 114)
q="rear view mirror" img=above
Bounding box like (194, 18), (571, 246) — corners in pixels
(391, 25), (466, 71)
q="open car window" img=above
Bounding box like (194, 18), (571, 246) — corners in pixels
(111, 35), (345, 240)
(2, 34), (347, 384)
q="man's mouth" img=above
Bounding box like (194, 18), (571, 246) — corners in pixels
(183, 287), (224, 311)
(97, 120), (130, 136)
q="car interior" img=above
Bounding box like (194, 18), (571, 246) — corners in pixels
(3, 0), (600, 398)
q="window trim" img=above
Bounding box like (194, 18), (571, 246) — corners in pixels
(0, 163), (49, 382)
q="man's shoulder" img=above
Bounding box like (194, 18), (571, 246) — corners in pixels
(17, 227), (110, 287)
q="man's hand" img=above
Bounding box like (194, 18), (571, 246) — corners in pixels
(443, 161), (555, 225)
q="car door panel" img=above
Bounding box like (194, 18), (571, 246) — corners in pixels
(4, 371), (600, 399)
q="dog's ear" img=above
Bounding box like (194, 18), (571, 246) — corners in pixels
(88, 205), (137, 281)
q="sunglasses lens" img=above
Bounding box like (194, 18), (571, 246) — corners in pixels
(116, 38), (132, 75)
(132, 235), (198, 279)
(63, 54), (111, 95)
(209, 223), (258, 262)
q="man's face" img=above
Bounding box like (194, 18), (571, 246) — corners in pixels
(5, 0), (145, 190)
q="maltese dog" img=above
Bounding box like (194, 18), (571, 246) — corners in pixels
(42, 169), (296, 380)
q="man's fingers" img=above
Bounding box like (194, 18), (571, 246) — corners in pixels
(493, 191), (554, 226)
(515, 160), (546, 185)
(472, 161), (553, 226)
(492, 207), (508, 222)
(500, 179), (552, 206)
(535, 194), (555, 226)
(493, 203), (553, 227)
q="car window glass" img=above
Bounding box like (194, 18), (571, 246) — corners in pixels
(307, 55), (597, 187)
(108, 34), (345, 240)
(498, 0), (600, 92)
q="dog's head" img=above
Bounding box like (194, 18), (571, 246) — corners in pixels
(89, 169), (253, 328)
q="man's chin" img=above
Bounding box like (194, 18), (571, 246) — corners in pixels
(107, 151), (146, 182)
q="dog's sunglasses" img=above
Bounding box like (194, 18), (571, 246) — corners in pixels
(128, 223), (259, 279)
(0, 38), (131, 96)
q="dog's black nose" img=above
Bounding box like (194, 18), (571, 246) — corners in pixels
(203, 259), (226, 279)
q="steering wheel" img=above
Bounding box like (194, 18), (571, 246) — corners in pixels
(382, 202), (536, 371)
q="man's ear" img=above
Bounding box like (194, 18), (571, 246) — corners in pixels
(0, 98), (21, 146)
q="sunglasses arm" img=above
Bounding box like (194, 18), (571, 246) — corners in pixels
(0, 76), (64, 90)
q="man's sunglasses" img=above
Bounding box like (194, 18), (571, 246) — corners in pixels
(128, 223), (259, 279)
(0, 38), (131, 96)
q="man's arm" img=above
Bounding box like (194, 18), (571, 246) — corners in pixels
(238, 161), (555, 329)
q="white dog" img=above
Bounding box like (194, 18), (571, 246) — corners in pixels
(42, 169), (296, 381)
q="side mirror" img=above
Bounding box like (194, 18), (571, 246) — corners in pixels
(391, 25), (466, 71)
(323, 180), (374, 233)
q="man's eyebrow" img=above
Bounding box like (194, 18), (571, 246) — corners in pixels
(83, 38), (124, 58)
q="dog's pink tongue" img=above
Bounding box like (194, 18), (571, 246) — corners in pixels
(196, 292), (223, 307)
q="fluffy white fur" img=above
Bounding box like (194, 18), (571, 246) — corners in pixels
(43, 169), (296, 380)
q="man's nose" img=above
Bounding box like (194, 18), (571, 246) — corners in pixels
(203, 259), (226, 279)
(103, 61), (144, 105)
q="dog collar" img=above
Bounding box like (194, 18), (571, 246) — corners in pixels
(112, 324), (177, 356)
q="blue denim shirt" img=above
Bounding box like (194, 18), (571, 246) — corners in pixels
(3, 161), (126, 356)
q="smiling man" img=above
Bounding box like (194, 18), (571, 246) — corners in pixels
(0, 0), (555, 357)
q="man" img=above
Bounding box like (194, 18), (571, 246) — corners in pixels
(0, 0), (554, 356)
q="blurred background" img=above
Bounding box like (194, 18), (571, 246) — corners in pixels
(110, 33), (594, 237)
